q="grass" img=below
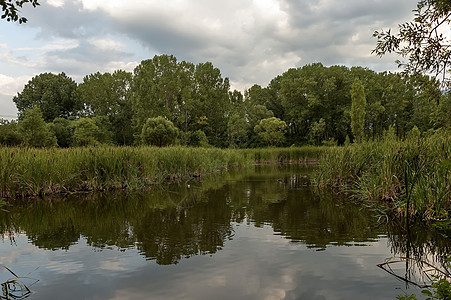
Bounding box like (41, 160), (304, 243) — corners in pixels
(0, 146), (326, 199)
(237, 146), (325, 164)
(314, 128), (451, 221)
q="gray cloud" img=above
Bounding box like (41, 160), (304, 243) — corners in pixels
(22, 0), (111, 39)
(43, 40), (133, 75)
(10, 0), (421, 90)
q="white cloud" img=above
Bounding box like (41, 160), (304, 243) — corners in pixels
(0, 74), (32, 96)
(46, 0), (65, 7)
(15, 39), (79, 51)
(104, 61), (139, 74)
(0, 74), (33, 117)
(88, 38), (124, 50)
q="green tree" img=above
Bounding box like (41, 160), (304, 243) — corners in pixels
(93, 116), (113, 144)
(193, 62), (230, 147)
(351, 78), (367, 143)
(373, 0), (451, 88)
(227, 113), (247, 148)
(141, 116), (178, 147)
(73, 118), (101, 146)
(189, 130), (209, 147)
(432, 92), (451, 128)
(254, 117), (287, 146)
(49, 117), (74, 148)
(0, 119), (21, 146)
(246, 104), (274, 130)
(73, 117), (113, 146)
(0, 0), (39, 23)
(309, 118), (326, 145)
(131, 55), (232, 147)
(13, 72), (81, 122)
(76, 70), (133, 145)
(17, 106), (57, 147)
(131, 55), (187, 137)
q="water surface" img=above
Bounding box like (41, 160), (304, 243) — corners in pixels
(0, 165), (449, 299)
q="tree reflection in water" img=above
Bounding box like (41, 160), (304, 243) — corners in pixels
(0, 165), (449, 270)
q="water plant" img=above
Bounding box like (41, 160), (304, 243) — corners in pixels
(314, 129), (451, 221)
(1, 266), (38, 300)
(0, 146), (325, 199)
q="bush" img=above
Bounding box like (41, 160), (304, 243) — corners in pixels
(189, 130), (209, 147)
(17, 106), (57, 147)
(141, 116), (178, 147)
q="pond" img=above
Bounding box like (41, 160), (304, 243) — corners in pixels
(0, 165), (449, 300)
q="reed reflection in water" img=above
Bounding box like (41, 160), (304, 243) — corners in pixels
(0, 165), (449, 299)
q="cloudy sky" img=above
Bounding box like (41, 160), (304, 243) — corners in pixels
(0, 0), (419, 118)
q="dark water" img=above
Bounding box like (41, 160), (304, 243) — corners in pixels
(0, 165), (449, 300)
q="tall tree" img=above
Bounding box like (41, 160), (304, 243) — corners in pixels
(76, 70), (133, 145)
(350, 78), (367, 143)
(227, 113), (247, 148)
(373, 0), (451, 88)
(193, 62), (230, 147)
(13, 72), (81, 122)
(131, 55), (191, 139)
(130, 56), (231, 147)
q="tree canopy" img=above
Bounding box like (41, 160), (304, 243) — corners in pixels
(2, 55), (448, 148)
(13, 72), (81, 122)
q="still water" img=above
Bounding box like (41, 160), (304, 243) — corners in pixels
(0, 165), (449, 299)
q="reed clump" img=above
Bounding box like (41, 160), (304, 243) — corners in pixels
(238, 146), (325, 164)
(315, 129), (451, 221)
(0, 146), (245, 198)
(0, 146), (325, 199)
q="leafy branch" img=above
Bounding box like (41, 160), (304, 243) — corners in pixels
(372, 0), (451, 88)
(0, 0), (39, 24)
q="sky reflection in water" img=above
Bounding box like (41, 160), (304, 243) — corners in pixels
(0, 165), (448, 299)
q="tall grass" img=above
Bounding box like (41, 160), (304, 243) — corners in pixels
(315, 129), (451, 221)
(237, 146), (325, 164)
(0, 146), (325, 198)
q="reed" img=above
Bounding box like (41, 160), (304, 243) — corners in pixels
(0, 146), (324, 198)
(315, 129), (451, 221)
(237, 146), (325, 164)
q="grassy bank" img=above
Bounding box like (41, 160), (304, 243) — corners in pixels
(0, 146), (325, 198)
(315, 129), (450, 222)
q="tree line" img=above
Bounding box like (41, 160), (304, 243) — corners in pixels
(0, 54), (449, 148)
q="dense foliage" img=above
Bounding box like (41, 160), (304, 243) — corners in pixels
(1, 55), (449, 148)
(315, 128), (450, 221)
(0, 146), (324, 198)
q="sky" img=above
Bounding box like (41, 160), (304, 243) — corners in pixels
(0, 0), (419, 118)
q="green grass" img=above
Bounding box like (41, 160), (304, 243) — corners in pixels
(237, 146), (325, 164)
(0, 146), (326, 198)
(314, 129), (451, 221)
